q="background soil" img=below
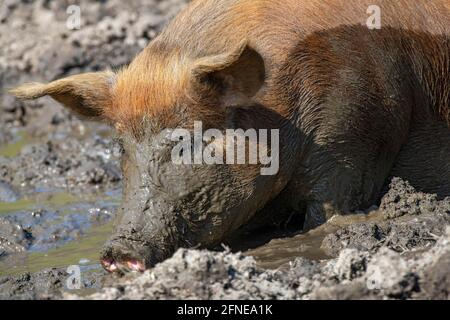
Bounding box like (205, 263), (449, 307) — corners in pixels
(0, 0), (449, 300)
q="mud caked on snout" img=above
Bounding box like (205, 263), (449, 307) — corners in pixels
(100, 209), (185, 273)
(100, 235), (174, 273)
(100, 241), (146, 273)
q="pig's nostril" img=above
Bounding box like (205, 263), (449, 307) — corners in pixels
(101, 259), (118, 273)
(101, 256), (146, 273)
(126, 259), (146, 272)
(101, 240), (150, 273)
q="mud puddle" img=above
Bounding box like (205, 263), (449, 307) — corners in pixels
(0, 130), (31, 158)
(0, 189), (120, 277)
(0, 131), (378, 277)
(246, 209), (383, 269)
(0, 192), (78, 215)
(0, 221), (115, 276)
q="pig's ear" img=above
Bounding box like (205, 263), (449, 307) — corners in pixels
(9, 71), (115, 120)
(191, 41), (265, 107)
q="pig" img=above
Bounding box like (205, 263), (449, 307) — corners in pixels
(10, 0), (450, 272)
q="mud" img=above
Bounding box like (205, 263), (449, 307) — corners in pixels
(0, 267), (106, 300)
(1, 177), (448, 300)
(321, 178), (450, 257)
(0, 0), (187, 298)
(64, 227), (450, 300)
(0, 0), (449, 300)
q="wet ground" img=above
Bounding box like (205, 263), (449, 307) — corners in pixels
(0, 0), (449, 300)
(0, 0), (187, 298)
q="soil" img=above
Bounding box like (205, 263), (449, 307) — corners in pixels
(0, 0), (448, 300)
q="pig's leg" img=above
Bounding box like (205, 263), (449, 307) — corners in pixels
(297, 105), (411, 230)
(301, 152), (393, 230)
(301, 151), (391, 230)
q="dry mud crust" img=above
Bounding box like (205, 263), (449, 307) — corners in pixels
(321, 178), (450, 257)
(64, 227), (450, 300)
(0, 134), (122, 193)
(0, 269), (69, 300)
(0, 267), (106, 300)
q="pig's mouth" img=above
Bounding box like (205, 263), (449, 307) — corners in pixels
(101, 257), (146, 273)
(100, 231), (179, 273)
(100, 238), (150, 273)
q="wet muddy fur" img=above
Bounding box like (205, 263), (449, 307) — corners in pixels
(275, 26), (450, 228)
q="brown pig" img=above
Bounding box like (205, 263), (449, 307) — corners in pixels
(10, 0), (450, 272)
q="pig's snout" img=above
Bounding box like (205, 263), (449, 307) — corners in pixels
(100, 241), (148, 273)
(100, 226), (178, 274)
(101, 257), (146, 273)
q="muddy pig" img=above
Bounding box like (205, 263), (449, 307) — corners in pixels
(10, 0), (450, 272)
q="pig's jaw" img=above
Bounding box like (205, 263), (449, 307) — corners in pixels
(101, 258), (146, 273)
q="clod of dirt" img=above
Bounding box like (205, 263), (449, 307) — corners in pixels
(0, 218), (29, 257)
(380, 177), (450, 219)
(330, 249), (369, 281)
(0, 269), (68, 300)
(62, 227), (450, 300)
(321, 179), (450, 257)
(421, 251), (450, 299)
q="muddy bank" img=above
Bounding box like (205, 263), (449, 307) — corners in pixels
(65, 228), (450, 300)
(1, 178), (448, 300)
(62, 178), (449, 300)
(0, 267), (106, 300)
(0, 0), (188, 300)
(0, 134), (122, 193)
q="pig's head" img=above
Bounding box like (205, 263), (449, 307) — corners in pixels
(10, 41), (293, 272)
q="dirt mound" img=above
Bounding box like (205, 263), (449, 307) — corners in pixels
(322, 178), (450, 257)
(63, 227), (450, 300)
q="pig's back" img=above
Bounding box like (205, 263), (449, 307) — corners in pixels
(157, 0), (449, 68)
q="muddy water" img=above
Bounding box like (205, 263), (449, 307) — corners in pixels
(246, 210), (384, 269)
(0, 221), (115, 276)
(0, 192), (77, 215)
(0, 131), (31, 158)
(0, 133), (118, 276)
(0, 191), (119, 276)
